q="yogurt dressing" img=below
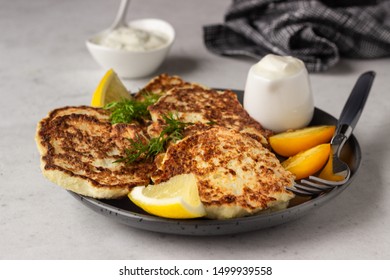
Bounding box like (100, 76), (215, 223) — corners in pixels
(244, 54), (314, 133)
(96, 26), (168, 51)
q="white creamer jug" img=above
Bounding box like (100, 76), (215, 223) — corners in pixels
(244, 54), (314, 133)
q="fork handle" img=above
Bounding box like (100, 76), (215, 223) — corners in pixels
(337, 71), (376, 137)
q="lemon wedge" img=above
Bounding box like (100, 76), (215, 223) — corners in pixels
(128, 173), (206, 219)
(269, 125), (335, 157)
(282, 143), (331, 180)
(91, 68), (131, 107)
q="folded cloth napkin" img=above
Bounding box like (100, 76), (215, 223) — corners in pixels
(203, 0), (390, 72)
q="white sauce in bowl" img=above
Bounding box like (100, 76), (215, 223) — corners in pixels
(244, 54), (314, 133)
(96, 26), (168, 51)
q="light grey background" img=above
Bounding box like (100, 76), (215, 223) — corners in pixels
(1, 0), (389, 259)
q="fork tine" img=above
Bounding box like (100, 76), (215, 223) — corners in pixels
(288, 171), (351, 196)
(286, 186), (314, 196)
(293, 182), (324, 195)
(307, 171), (351, 186)
(286, 165), (351, 196)
(300, 178), (336, 191)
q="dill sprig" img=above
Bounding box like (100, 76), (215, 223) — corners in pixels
(116, 113), (194, 164)
(104, 92), (160, 124)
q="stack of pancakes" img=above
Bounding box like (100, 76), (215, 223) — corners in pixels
(36, 74), (295, 219)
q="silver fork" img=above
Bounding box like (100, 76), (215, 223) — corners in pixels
(287, 71), (376, 196)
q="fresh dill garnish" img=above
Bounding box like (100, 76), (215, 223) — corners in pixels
(116, 113), (194, 164)
(104, 91), (160, 124)
(115, 134), (153, 164)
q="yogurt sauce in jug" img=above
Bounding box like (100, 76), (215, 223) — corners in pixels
(243, 54), (314, 133)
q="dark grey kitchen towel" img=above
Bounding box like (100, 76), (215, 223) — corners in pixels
(203, 0), (390, 72)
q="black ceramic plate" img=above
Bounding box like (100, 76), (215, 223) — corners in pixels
(68, 90), (361, 236)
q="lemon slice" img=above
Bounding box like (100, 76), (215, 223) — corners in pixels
(91, 68), (131, 107)
(128, 173), (206, 219)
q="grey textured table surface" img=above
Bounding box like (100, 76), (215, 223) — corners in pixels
(1, 0), (389, 259)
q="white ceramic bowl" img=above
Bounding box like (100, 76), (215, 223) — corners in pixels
(86, 18), (175, 78)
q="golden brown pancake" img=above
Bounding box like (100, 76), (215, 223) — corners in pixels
(152, 127), (295, 219)
(35, 106), (155, 199)
(147, 87), (273, 145)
